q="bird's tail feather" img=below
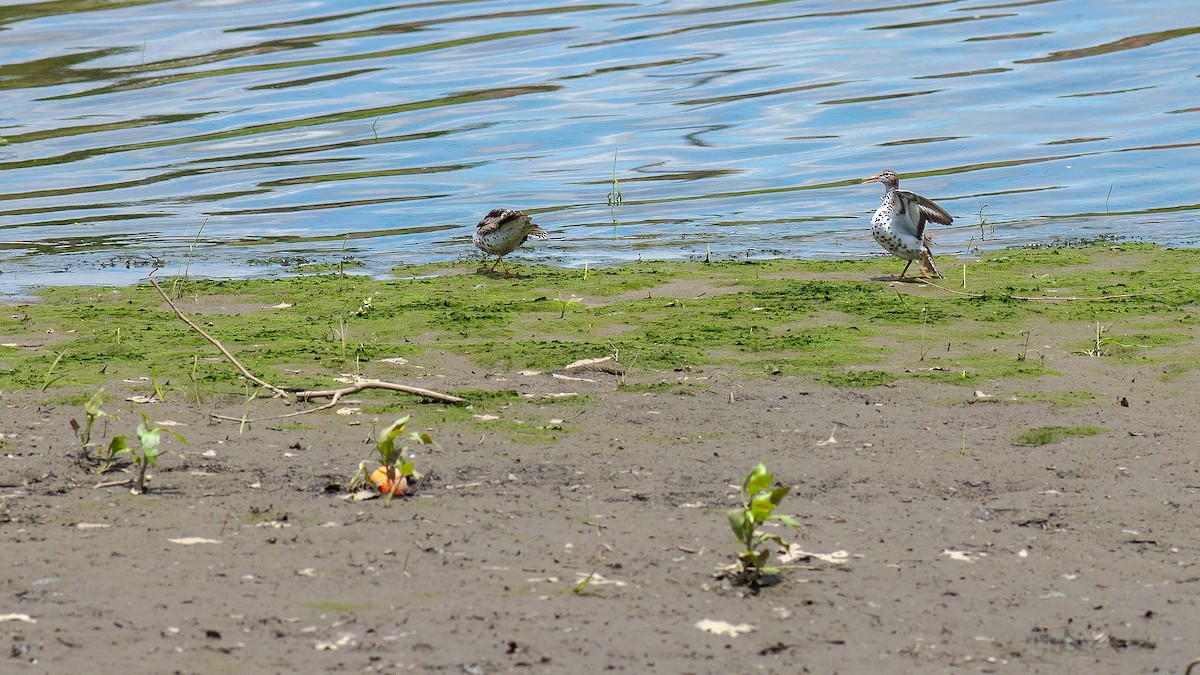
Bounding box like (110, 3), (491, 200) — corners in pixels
(920, 231), (941, 277)
(921, 248), (941, 278)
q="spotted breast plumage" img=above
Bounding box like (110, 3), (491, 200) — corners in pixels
(861, 169), (952, 280)
(472, 209), (547, 278)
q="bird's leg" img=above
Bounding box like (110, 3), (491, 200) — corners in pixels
(500, 259), (513, 278)
(488, 256), (502, 272)
(896, 260), (914, 280)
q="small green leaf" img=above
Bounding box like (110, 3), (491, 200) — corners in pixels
(769, 485), (790, 505)
(760, 532), (786, 547)
(574, 571), (595, 594)
(107, 436), (130, 457)
(750, 493), (775, 521)
(771, 514), (802, 528)
(139, 427), (162, 450)
(728, 508), (749, 539)
(375, 416), (411, 465)
(85, 388), (106, 417)
(348, 460), (371, 490)
(745, 463), (772, 495)
(136, 411), (162, 452)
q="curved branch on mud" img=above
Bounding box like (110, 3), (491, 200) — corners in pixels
(296, 379), (465, 405)
(148, 275), (289, 399)
(209, 380), (464, 424)
(148, 273), (466, 418)
(210, 404), (337, 424)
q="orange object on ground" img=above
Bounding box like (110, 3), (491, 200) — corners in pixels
(369, 466), (408, 496)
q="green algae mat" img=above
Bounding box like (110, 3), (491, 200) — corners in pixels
(2, 242), (1196, 396)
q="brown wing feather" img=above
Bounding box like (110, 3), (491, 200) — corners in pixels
(899, 190), (953, 226)
(897, 189), (952, 246)
(475, 210), (548, 257)
(476, 209), (533, 235)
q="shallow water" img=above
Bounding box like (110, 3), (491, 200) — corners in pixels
(1, 0), (1197, 293)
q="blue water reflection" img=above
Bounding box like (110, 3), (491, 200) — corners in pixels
(1, 0), (1197, 292)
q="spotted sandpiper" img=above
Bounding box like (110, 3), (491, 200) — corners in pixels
(473, 208), (547, 278)
(861, 169), (952, 280)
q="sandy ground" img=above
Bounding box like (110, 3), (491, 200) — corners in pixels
(3, 273), (1200, 674)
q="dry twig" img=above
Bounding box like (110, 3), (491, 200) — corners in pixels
(147, 273), (465, 418)
(208, 379), (464, 423)
(148, 275), (288, 398)
(297, 379), (464, 405)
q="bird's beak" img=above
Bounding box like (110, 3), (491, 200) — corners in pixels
(861, 174), (881, 184)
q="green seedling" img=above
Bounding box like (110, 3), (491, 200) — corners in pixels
(187, 355), (203, 406)
(556, 294), (583, 319)
(614, 349), (638, 387)
(41, 350), (66, 392)
(70, 388), (112, 458)
(103, 411), (189, 494)
(151, 367), (166, 402)
(350, 415), (434, 505)
(727, 462), (803, 587)
(574, 570), (597, 595)
(352, 295), (374, 318)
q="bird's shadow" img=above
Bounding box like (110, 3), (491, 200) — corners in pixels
(869, 275), (940, 283)
(475, 266), (522, 279)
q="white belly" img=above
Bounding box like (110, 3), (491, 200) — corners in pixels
(871, 206), (923, 261)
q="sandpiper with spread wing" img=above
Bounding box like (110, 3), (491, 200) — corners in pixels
(862, 169), (953, 280)
(472, 208), (547, 278)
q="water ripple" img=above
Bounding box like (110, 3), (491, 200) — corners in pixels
(0, 0), (1198, 292)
